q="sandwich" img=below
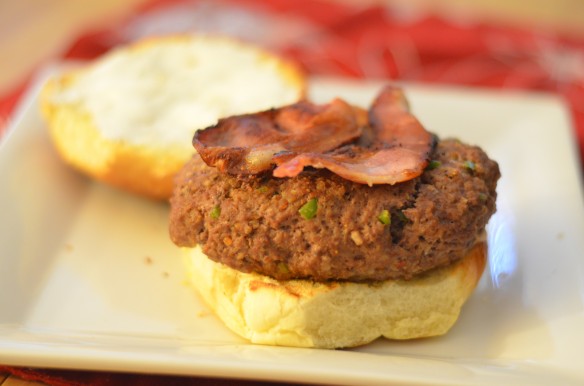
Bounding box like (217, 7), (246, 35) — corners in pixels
(169, 85), (500, 349)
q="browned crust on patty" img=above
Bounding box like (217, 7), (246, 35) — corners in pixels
(169, 138), (500, 282)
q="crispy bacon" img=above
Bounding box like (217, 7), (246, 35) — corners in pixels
(272, 144), (429, 186)
(193, 98), (364, 174)
(273, 86), (435, 185)
(193, 85), (435, 185)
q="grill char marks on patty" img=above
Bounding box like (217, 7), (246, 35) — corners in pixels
(169, 139), (500, 282)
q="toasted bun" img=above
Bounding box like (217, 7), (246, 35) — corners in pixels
(40, 35), (306, 200)
(184, 241), (487, 349)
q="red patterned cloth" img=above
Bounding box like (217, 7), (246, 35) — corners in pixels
(0, 365), (297, 386)
(1, 0), (583, 384)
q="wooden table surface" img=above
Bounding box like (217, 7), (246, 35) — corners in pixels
(1, 0), (583, 384)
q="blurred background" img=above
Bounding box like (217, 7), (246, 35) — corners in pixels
(1, 0), (584, 162)
(1, 0), (583, 96)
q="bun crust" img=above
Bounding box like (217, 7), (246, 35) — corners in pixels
(40, 35), (306, 200)
(184, 241), (487, 349)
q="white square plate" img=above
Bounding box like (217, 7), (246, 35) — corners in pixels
(1, 76), (584, 385)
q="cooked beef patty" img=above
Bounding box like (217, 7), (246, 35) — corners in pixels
(169, 138), (500, 282)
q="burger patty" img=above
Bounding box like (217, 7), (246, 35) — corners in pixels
(169, 138), (500, 282)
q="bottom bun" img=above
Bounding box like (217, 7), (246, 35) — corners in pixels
(183, 242), (487, 349)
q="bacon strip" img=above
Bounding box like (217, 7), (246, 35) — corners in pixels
(273, 86), (435, 185)
(193, 98), (364, 174)
(193, 85), (435, 185)
(272, 144), (430, 186)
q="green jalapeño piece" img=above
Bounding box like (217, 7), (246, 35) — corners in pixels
(210, 205), (221, 219)
(378, 209), (391, 225)
(299, 198), (318, 220)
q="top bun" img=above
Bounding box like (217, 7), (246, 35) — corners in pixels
(40, 35), (306, 200)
